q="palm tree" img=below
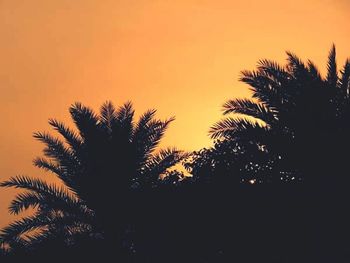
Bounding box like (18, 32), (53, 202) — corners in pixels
(210, 45), (350, 184)
(1, 101), (187, 256)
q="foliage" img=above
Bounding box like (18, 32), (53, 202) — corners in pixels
(204, 45), (350, 184)
(0, 101), (187, 255)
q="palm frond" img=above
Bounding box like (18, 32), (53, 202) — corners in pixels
(142, 148), (189, 182)
(307, 60), (322, 81)
(8, 192), (42, 215)
(133, 109), (157, 136)
(111, 101), (135, 142)
(340, 58), (350, 96)
(326, 44), (338, 88)
(33, 132), (79, 172)
(132, 109), (174, 158)
(257, 59), (290, 82)
(19, 229), (52, 247)
(116, 101), (134, 123)
(209, 117), (269, 140)
(1, 176), (56, 194)
(33, 157), (61, 174)
(0, 176), (80, 213)
(286, 51), (307, 76)
(48, 119), (82, 153)
(133, 117), (175, 166)
(32, 157), (69, 181)
(222, 98), (277, 124)
(145, 118), (174, 152)
(69, 102), (101, 141)
(240, 70), (284, 110)
(100, 101), (117, 132)
(0, 211), (90, 244)
(0, 215), (51, 243)
(8, 192), (90, 219)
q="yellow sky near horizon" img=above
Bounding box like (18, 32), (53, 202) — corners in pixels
(1, 0), (350, 228)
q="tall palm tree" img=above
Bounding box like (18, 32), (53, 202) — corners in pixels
(1, 101), (187, 255)
(210, 45), (350, 184)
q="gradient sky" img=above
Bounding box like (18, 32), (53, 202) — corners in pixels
(0, 0), (349, 228)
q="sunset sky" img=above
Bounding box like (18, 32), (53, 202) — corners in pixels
(0, 0), (349, 228)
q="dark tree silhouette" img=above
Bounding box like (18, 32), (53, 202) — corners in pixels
(0, 101), (187, 260)
(2, 47), (350, 263)
(181, 46), (350, 262)
(207, 45), (350, 185)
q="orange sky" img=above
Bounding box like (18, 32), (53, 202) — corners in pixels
(0, 0), (349, 228)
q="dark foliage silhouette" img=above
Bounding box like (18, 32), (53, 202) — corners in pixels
(199, 45), (350, 186)
(0, 101), (187, 260)
(2, 46), (350, 262)
(183, 45), (350, 262)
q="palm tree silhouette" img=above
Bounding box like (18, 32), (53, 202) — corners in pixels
(0, 101), (187, 257)
(209, 45), (350, 184)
